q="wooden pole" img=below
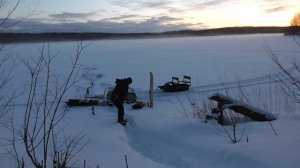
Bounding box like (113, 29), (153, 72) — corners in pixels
(125, 154), (129, 168)
(149, 72), (154, 108)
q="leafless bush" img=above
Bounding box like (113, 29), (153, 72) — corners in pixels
(266, 36), (300, 112)
(178, 94), (213, 122)
(0, 0), (35, 32)
(0, 0), (22, 120)
(0, 0), (21, 32)
(267, 41), (300, 108)
(247, 79), (295, 114)
(207, 88), (249, 143)
(1, 109), (25, 168)
(0, 0), (37, 119)
(219, 109), (247, 143)
(178, 91), (248, 143)
(0, 53), (16, 119)
(5, 42), (90, 168)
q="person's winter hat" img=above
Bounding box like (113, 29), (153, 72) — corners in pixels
(126, 77), (132, 84)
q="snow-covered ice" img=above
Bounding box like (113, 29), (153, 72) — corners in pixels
(1, 34), (300, 168)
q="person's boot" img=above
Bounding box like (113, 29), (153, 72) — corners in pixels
(118, 120), (127, 126)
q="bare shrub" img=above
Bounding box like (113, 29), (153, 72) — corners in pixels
(219, 109), (247, 143)
(0, 0), (22, 120)
(266, 43), (300, 109)
(0, 0), (35, 32)
(178, 94), (213, 122)
(0, 0), (36, 120)
(0, 50), (16, 119)
(5, 42), (90, 168)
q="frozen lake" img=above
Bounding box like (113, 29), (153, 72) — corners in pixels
(8, 33), (300, 99)
(1, 33), (300, 168)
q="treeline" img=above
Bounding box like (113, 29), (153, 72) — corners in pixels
(0, 26), (294, 43)
(164, 26), (289, 36)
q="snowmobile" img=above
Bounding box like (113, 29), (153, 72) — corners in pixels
(158, 75), (191, 92)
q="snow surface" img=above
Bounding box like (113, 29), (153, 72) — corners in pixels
(1, 34), (300, 168)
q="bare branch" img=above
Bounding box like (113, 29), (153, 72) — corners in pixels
(268, 45), (300, 103)
(0, 0), (37, 32)
(18, 42), (88, 168)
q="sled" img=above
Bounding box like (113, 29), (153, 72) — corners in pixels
(65, 82), (100, 106)
(158, 75), (191, 92)
(132, 101), (146, 109)
(65, 99), (99, 106)
(66, 85), (138, 107)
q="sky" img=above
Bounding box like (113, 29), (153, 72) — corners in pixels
(1, 0), (300, 33)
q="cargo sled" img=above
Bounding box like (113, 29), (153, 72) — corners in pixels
(158, 75), (191, 92)
(65, 99), (99, 106)
(65, 86), (137, 107)
(65, 82), (100, 106)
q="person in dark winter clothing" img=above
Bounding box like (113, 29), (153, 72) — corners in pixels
(111, 77), (132, 125)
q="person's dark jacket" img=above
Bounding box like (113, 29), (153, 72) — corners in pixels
(111, 78), (132, 104)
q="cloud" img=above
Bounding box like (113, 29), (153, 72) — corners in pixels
(49, 12), (98, 22)
(102, 14), (147, 22)
(142, 0), (171, 8)
(167, 7), (186, 14)
(258, 0), (293, 13)
(104, 14), (139, 20)
(107, 0), (171, 9)
(264, 6), (288, 13)
(169, 0), (232, 13)
(153, 16), (180, 22)
(108, 0), (232, 12)
(197, 0), (228, 8)
(263, 0), (283, 3)
(2, 16), (205, 33)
